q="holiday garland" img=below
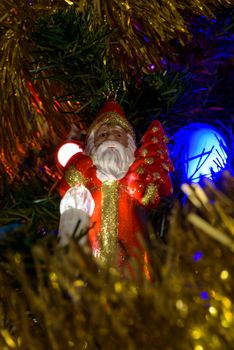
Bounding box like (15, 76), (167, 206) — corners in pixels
(0, 172), (233, 349)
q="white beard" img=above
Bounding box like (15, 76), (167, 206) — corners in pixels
(90, 140), (135, 182)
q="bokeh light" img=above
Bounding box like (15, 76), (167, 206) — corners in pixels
(171, 123), (228, 183)
(57, 142), (83, 167)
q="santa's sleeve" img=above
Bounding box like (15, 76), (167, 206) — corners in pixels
(58, 153), (92, 195)
(127, 120), (173, 207)
(58, 153), (94, 215)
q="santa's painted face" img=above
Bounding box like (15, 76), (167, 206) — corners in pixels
(85, 124), (136, 182)
(94, 125), (129, 148)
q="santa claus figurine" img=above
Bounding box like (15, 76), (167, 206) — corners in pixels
(58, 99), (173, 276)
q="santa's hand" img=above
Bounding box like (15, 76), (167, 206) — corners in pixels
(58, 208), (90, 246)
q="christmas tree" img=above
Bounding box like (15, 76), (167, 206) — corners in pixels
(0, 1), (234, 349)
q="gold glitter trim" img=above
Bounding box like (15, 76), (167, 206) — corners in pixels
(163, 136), (169, 143)
(153, 172), (160, 180)
(152, 126), (158, 132)
(151, 137), (158, 143)
(144, 158), (154, 165)
(88, 112), (135, 140)
(100, 181), (119, 266)
(64, 165), (88, 187)
(162, 163), (170, 171)
(141, 148), (148, 156)
(142, 183), (158, 206)
(137, 166), (145, 175)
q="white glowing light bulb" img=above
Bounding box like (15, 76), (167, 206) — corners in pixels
(57, 142), (83, 167)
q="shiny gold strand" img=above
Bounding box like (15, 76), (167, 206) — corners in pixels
(89, 0), (231, 71)
(0, 1), (70, 178)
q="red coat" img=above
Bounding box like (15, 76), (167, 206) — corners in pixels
(58, 120), (173, 276)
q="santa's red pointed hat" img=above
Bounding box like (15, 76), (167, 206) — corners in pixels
(87, 100), (135, 140)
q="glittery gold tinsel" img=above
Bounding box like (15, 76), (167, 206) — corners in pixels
(0, 172), (233, 349)
(0, 1), (70, 179)
(82, 0), (232, 71)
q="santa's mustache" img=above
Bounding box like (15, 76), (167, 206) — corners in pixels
(92, 140), (135, 180)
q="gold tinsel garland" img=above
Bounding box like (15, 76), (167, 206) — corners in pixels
(79, 0), (232, 70)
(0, 172), (233, 349)
(0, 1), (70, 179)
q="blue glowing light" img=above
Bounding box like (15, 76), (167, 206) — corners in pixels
(193, 251), (203, 262)
(143, 35), (150, 43)
(200, 291), (209, 300)
(171, 123), (228, 183)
